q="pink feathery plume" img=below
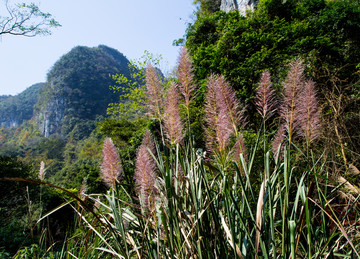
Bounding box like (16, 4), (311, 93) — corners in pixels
(216, 75), (245, 136)
(204, 75), (219, 153)
(145, 64), (164, 121)
(272, 124), (286, 161)
(281, 60), (305, 141)
(204, 74), (232, 155)
(100, 138), (122, 188)
(299, 80), (321, 144)
(255, 70), (277, 120)
(163, 82), (184, 145)
(177, 47), (197, 109)
(233, 134), (247, 173)
(134, 130), (157, 211)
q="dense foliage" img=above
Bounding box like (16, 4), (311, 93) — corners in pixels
(187, 0), (360, 100)
(186, 0), (360, 167)
(0, 156), (74, 256)
(0, 83), (43, 127)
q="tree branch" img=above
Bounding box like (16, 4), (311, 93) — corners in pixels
(0, 1), (60, 37)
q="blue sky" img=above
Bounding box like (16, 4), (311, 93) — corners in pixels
(0, 0), (196, 95)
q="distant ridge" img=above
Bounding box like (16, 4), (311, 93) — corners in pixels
(0, 83), (44, 128)
(34, 45), (131, 137)
(0, 45), (132, 139)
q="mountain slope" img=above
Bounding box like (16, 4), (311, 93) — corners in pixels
(34, 45), (131, 137)
(0, 83), (43, 128)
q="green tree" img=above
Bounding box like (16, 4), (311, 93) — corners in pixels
(186, 0), (360, 111)
(186, 0), (360, 166)
(107, 50), (164, 119)
(0, 0), (60, 37)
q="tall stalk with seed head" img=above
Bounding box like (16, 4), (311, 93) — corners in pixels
(204, 75), (233, 164)
(145, 64), (163, 121)
(38, 161), (46, 220)
(163, 82), (184, 146)
(100, 138), (122, 189)
(279, 60), (305, 255)
(298, 80), (321, 155)
(134, 130), (157, 213)
(145, 64), (165, 144)
(216, 74), (245, 138)
(255, 70), (277, 147)
(281, 60), (304, 144)
(177, 47), (196, 109)
(177, 47), (197, 129)
(255, 70), (277, 122)
(254, 71), (278, 253)
(205, 74), (246, 167)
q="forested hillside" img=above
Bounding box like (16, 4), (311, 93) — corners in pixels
(35, 45), (132, 137)
(0, 83), (43, 128)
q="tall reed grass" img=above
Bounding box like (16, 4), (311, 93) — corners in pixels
(57, 57), (359, 258)
(5, 52), (359, 258)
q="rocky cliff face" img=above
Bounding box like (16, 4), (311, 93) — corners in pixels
(34, 45), (131, 137)
(36, 94), (65, 138)
(220, 0), (258, 15)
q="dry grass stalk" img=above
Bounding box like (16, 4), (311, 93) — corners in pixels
(255, 179), (266, 258)
(348, 164), (360, 176)
(38, 161), (46, 180)
(337, 176), (360, 195)
(220, 213), (244, 258)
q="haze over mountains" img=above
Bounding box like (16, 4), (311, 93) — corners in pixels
(0, 45), (131, 137)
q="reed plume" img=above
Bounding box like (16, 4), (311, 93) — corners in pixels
(205, 74), (233, 156)
(255, 70), (277, 121)
(100, 138), (122, 188)
(134, 130), (157, 211)
(272, 124), (286, 161)
(177, 47), (196, 110)
(145, 64), (164, 121)
(163, 82), (184, 145)
(233, 134), (247, 172)
(38, 161), (46, 180)
(216, 74), (245, 137)
(281, 60), (305, 142)
(299, 80), (321, 145)
(79, 179), (87, 201)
